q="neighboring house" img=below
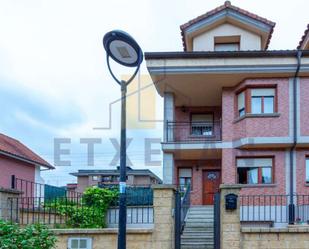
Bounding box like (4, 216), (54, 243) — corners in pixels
(70, 167), (162, 193)
(298, 24), (309, 50)
(145, 1), (309, 205)
(66, 183), (78, 192)
(0, 133), (54, 189)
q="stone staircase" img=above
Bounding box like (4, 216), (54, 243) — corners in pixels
(181, 205), (214, 249)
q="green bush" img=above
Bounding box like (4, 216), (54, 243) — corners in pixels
(44, 186), (118, 228)
(0, 220), (57, 249)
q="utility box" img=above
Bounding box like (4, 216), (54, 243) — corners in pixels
(225, 193), (238, 210)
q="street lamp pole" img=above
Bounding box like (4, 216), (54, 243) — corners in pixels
(118, 79), (127, 248)
(103, 30), (143, 249)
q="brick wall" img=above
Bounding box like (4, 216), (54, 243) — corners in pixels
(222, 149), (287, 195)
(174, 160), (221, 205)
(300, 77), (309, 136)
(222, 78), (290, 141)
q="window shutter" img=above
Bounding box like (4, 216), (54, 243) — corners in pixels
(238, 92), (245, 110)
(179, 168), (192, 178)
(191, 114), (213, 122)
(251, 89), (275, 97)
(237, 158), (273, 168)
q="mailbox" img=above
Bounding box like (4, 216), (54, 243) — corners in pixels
(225, 193), (238, 210)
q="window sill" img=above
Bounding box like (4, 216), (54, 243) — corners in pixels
(189, 135), (215, 138)
(239, 184), (277, 188)
(234, 113), (280, 123)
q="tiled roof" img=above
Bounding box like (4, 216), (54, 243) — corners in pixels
(180, 1), (276, 51)
(298, 24), (309, 49)
(0, 133), (54, 169)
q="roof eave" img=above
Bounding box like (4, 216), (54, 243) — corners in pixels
(0, 150), (54, 169)
(180, 3), (275, 51)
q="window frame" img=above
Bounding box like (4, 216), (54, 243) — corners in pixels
(306, 157), (309, 183)
(190, 113), (214, 137)
(68, 237), (92, 249)
(214, 35), (240, 52)
(92, 175), (99, 181)
(178, 167), (193, 191)
(236, 86), (277, 117)
(214, 42), (240, 51)
(236, 157), (274, 185)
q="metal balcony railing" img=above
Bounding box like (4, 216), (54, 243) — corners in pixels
(166, 120), (222, 143)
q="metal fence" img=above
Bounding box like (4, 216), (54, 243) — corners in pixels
(166, 121), (222, 143)
(240, 194), (309, 226)
(107, 186), (154, 227)
(7, 184), (154, 228)
(11, 175), (82, 199)
(175, 185), (191, 249)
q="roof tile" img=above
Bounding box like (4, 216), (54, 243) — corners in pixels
(298, 24), (309, 49)
(180, 1), (275, 51)
(0, 133), (53, 169)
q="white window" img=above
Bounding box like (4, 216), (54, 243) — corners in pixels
(237, 158), (273, 184)
(237, 92), (245, 117)
(214, 36), (240, 51)
(251, 88), (275, 114)
(92, 176), (99, 181)
(68, 238), (92, 249)
(214, 43), (239, 51)
(191, 114), (214, 136)
(179, 168), (192, 191)
(306, 158), (309, 183)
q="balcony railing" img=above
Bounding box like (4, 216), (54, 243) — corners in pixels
(166, 120), (222, 143)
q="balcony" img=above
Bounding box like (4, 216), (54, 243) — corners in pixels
(166, 120), (222, 143)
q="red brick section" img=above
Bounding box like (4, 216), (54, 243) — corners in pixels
(174, 159), (221, 205)
(0, 133), (53, 168)
(300, 78), (309, 136)
(180, 1), (276, 51)
(223, 78), (290, 141)
(297, 24), (309, 49)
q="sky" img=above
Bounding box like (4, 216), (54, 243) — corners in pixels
(0, 0), (308, 186)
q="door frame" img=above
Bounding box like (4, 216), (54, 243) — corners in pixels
(202, 169), (221, 205)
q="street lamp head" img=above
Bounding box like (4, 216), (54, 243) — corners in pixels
(103, 30), (143, 67)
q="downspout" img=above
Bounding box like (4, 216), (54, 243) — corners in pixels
(289, 50), (302, 224)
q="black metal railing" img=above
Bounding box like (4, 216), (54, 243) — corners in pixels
(214, 193), (220, 249)
(166, 121), (222, 143)
(240, 194), (309, 225)
(180, 184), (191, 230)
(7, 196), (105, 228)
(7, 185), (154, 228)
(175, 185), (191, 249)
(107, 189), (153, 226)
(11, 175), (82, 199)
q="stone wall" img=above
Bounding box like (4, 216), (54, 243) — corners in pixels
(53, 185), (175, 249)
(241, 226), (309, 249)
(220, 184), (242, 249)
(220, 184), (309, 249)
(53, 228), (153, 249)
(0, 187), (21, 221)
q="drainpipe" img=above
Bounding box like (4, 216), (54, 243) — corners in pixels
(289, 50), (302, 224)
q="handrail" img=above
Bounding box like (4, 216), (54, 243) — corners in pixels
(180, 184), (191, 230)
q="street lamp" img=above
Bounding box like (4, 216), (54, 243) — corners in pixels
(103, 30), (143, 249)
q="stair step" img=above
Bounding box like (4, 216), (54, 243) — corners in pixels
(181, 206), (215, 249)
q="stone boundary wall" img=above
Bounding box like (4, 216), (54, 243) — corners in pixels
(52, 184), (175, 249)
(220, 184), (309, 249)
(241, 226), (309, 249)
(0, 187), (21, 221)
(53, 228), (153, 249)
